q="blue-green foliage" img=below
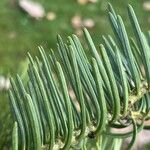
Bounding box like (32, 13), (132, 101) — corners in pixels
(9, 4), (150, 150)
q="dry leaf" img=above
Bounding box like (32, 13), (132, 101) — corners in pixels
(19, 0), (45, 19)
(46, 12), (56, 21)
(83, 18), (95, 28)
(143, 1), (150, 10)
(71, 15), (82, 29)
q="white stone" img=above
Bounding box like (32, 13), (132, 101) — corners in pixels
(19, 0), (45, 19)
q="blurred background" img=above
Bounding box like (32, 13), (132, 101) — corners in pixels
(0, 0), (149, 149)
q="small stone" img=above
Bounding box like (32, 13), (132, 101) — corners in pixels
(143, 1), (150, 10)
(46, 12), (56, 21)
(77, 0), (97, 4)
(88, 0), (97, 3)
(71, 15), (82, 29)
(77, 0), (88, 5)
(5, 78), (10, 90)
(83, 18), (95, 28)
(0, 76), (5, 90)
(0, 76), (10, 91)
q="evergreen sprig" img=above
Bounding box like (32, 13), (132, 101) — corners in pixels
(9, 3), (150, 150)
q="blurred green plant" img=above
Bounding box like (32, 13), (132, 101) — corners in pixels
(9, 3), (150, 150)
(0, 92), (12, 149)
(0, 0), (148, 74)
